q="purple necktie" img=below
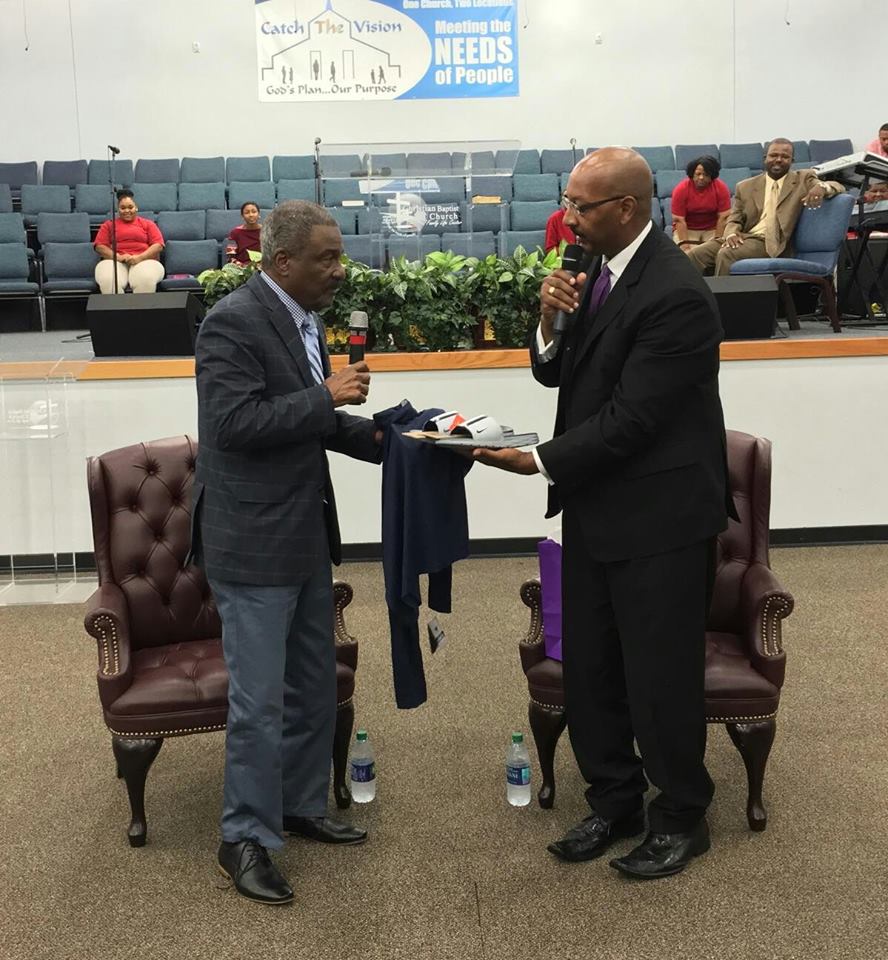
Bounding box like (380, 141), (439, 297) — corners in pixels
(587, 264), (612, 315)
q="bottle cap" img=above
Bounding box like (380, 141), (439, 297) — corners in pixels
(356, 730), (368, 742)
(511, 732), (523, 743)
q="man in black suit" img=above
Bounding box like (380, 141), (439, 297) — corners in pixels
(193, 201), (381, 904)
(474, 148), (734, 879)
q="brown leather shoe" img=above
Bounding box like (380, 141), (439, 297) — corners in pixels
(283, 816), (367, 845)
(609, 819), (710, 879)
(547, 811), (645, 862)
(217, 840), (293, 904)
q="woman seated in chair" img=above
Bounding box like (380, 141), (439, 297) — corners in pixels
(671, 155), (731, 253)
(225, 201), (262, 265)
(94, 190), (165, 294)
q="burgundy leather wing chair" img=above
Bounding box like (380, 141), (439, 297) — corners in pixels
(83, 436), (358, 847)
(520, 430), (794, 831)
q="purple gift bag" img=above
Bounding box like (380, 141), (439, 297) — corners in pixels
(537, 538), (562, 661)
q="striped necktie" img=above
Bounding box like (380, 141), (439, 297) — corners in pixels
(299, 314), (325, 385)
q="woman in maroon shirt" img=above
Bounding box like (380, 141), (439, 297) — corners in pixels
(225, 202), (262, 264)
(671, 155), (731, 253)
(94, 189), (165, 293)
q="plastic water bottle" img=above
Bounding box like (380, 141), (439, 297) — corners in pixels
(350, 729), (376, 803)
(506, 732), (531, 806)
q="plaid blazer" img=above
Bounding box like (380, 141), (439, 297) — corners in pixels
(192, 272), (379, 584)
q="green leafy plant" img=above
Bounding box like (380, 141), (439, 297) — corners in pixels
(197, 262), (257, 308)
(321, 257), (389, 352)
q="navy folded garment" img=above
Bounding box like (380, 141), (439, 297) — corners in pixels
(373, 400), (472, 708)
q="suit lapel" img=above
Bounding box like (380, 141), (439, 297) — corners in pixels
(248, 273), (316, 386)
(776, 170), (799, 210)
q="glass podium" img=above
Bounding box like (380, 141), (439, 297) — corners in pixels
(318, 139), (520, 266)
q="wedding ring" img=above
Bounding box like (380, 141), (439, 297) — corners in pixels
(548, 286), (555, 295)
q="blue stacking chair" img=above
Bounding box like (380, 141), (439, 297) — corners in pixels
(36, 212), (91, 246)
(440, 231), (496, 258)
(43, 160), (89, 194)
(229, 181), (275, 210)
(719, 167), (752, 195)
(469, 176), (512, 202)
(513, 174), (560, 202)
(720, 144), (764, 171)
(501, 149), (540, 175)
(406, 152), (451, 174)
(41, 241), (99, 296)
(132, 182), (178, 214)
(451, 151), (496, 174)
(675, 145), (720, 170)
(459, 202), (509, 234)
(419, 176), (465, 205)
(540, 150), (577, 175)
(650, 198), (664, 229)
(0, 161), (39, 201)
(809, 139), (854, 164)
(386, 234), (441, 263)
(74, 184), (115, 225)
(633, 146), (676, 173)
(205, 209), (243, 245)
(791, 141), (810, 164)
(178, 182), (226, 211)
(0, 213), (28, 246)
(501, 230), (546, 256)
(134, 158), (180, 183)
(357, 207), (384, 235)
(277, 179), (317, 202)
(365, 152), (406, 175)
(342, 235), (383, 268)
(20, 185), (71, 226)
(729, 193), (854, 332)
(272, 156), (315, 181)
(0, 242), (40, 329)
(655, 170), (685, 199)
(159, 239), (219, 290)
(328, 207), (357, 236)
(319, 155), (363, 177)
(226, 156), (271, 183)
(180, 156), (225, 183)
(661, 198), (673, 233)
(0, 184), (13, 213)
(88, 159), (134, 187)
(510, 200), (558, 231)
(323, 179), (363, 206)
(157, 211), (206, 241)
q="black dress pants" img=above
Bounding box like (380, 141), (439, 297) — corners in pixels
(561, 516), (716, 834)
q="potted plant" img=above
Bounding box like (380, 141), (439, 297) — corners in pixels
(197, 254), (259, 308)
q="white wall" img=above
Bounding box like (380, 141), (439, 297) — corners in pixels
(2, 355), (886, 557)
(0, 0), (881, 163)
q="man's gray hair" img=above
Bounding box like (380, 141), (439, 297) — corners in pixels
(260, 200), (337, 268)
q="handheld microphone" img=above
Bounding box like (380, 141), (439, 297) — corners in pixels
(550, 243), (585, 349)
(107, 145), (120, 155)
(348, 311), (368, 364)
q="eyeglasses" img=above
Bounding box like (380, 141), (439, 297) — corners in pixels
(560, 195), (625, 217)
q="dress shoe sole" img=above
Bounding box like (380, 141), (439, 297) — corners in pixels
(547, 823), (645, 863)
(284, 830), (367, 845)
(608, 835), (711, 879)
(217, 865), (294, 904)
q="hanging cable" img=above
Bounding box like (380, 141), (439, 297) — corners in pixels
(22, 0), (30, 50)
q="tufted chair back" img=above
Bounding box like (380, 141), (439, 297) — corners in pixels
(88, 435), (220, 650)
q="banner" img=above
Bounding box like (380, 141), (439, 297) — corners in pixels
(256, 0), (519, 102)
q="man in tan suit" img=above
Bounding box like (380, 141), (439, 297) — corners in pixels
(688, 138), (845, 276)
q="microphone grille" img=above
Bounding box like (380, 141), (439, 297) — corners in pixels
(561, 243), (585, 273)
(349, 310), (368, 330)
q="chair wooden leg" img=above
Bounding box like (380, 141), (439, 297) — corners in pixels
(726, 720), (776, 832)
(112, 736), (163, 847)
(528, 701), (567, 809)
(332, 700), (354, 810)
(823, 278), (842, 332)
(779, 280), (801, 330)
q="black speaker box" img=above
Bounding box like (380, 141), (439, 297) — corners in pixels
(86, 292), (205, 357)
(838, 237), (888, 318)
(704, 275), (778, 340)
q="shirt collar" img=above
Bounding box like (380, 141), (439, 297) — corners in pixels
(602, 220), (653, 283)
(260, 270), (313, 328)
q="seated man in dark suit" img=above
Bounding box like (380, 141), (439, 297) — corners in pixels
(193, 201), (382, 905)
(688, 138), (845, 276)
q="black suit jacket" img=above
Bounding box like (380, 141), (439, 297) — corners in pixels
(533, 225), (735, 562)
(193, 272), (380, 585)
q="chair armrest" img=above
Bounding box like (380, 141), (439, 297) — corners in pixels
(83, 582), (134, 710)
(740, 562), (794, 689)
(333, 579), (358, 671)
(519, 578), (547, 673)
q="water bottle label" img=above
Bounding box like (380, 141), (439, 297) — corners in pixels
(506, 764), (530, 786)
(350, 760), (375, 783)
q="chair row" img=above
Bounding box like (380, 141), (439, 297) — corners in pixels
(0, 138), (856, 195)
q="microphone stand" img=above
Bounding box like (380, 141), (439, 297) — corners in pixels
(570, 138), (577, 168)
(108, 145), (119, 295)
(313, 138), (322, 205)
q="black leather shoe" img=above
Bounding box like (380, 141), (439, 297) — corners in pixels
(609, 819), (710, 879)
(217, 840), (294, 904)
(283, 816), (367, 845)
(547, 811), (645, 863)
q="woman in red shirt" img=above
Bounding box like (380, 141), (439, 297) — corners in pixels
(670, 155), (731, 253)
(94, 190), (165, 293)
(544, 207), (576, 252)
(225, 201), (262, 264)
